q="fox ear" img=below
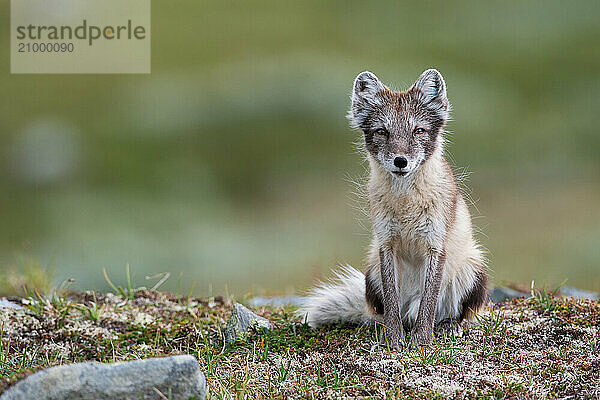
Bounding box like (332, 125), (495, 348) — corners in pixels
(349, 71), (386, 129)
(410, 69), (450, 120)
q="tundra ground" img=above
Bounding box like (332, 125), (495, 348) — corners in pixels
(0, 288), (598, 399)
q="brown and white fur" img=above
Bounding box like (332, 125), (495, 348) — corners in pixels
(297, 69), (488, 347)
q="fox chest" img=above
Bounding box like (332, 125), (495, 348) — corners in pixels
(371, 199), (445, 257)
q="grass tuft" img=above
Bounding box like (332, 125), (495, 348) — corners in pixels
(530, 280), (563, 312)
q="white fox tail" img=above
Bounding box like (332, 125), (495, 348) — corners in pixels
(296, 265), (373, 327)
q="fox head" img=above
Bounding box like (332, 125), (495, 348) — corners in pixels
(348, 69), (450, 177)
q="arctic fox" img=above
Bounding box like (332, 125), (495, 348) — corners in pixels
(298, 69), (488, 347)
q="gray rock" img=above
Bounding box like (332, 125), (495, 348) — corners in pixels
(247, 296), (305, 308)
(489, 287), (529, 304)
(0, 355), (205, 400)
(559, 286), (599, 300)
(225, 303), (272, 345)
(0, 298), (23, 310)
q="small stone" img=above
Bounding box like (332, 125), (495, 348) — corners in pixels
(559, 286), (599, 300)
(0, 355), (206, 400)
(0, 298), (23, 310)
(225, 303), (272, 345)
(488, 287), (529, 304)
(247, 296), (305, 308)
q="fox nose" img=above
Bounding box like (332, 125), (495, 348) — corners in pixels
(394, 156), (408, 169)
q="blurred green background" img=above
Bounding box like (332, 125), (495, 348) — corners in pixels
(1, 1), (599, 296)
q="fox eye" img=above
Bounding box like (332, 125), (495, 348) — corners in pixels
(413, 127), (426, 135)
(374, 128), (388, 136)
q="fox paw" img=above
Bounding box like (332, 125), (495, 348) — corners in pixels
(409, 330), (433, 349)
(378, 333), (402, 350)
(435, 319), (465, 339)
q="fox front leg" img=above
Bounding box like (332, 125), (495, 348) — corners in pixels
(411, 249), (446, 347)
(379, 245), (404, 349)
